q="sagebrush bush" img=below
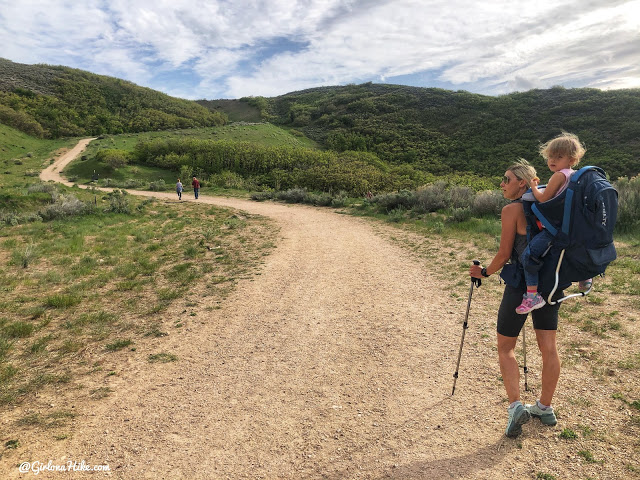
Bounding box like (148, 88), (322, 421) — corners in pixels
(414, 182), (448, 212)
(1, 212), (43, 226)
(276, 188), (307, 203)
(39, 194), (87, 221)
(614, 175), (640, 234)
(305, 192), (334, 206)
(372, 189), (416, 212)
(250, 191), (274, 202)
(123, 179), (144, 188)
(27, 183), (57, 195)
(449, 186), (475, 209)
(105, 189), (130, 214)
(148, 179), (167, 191)
(330, 192), (348, 207)
(472, 190), (507, 217)
(447, 207), (473, 223)
(100, 178), (117, 187)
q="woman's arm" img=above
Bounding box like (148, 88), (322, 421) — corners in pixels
(470, 203), (519, 278)
(531, 171), (565, 202)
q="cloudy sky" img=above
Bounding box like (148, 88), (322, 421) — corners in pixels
(1, 0), (639, 100)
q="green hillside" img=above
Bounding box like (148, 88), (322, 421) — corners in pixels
(0, 58), (226, 138)
(196, 99), (262, 122)
(262, 83), (640, 179)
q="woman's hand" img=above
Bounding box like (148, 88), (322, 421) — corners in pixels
(469, 263), (483, 279)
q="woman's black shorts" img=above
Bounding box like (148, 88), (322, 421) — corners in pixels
(497, 284), (564, 337)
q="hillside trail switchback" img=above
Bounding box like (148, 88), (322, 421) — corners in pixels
(13, 139), (519, 479)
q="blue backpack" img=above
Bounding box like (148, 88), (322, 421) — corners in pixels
(522, 166), (618, 304)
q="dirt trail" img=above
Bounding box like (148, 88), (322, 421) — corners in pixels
(6, 139), (524, 478)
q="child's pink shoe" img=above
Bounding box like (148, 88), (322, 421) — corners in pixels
(515, 292), (546, 314)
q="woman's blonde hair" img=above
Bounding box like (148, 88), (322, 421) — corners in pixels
(508, 158), (537, 183)
(539, 132), (586, 164)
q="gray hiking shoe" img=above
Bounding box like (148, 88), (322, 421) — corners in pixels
(505, 403), (531, 438)
(526, 402), (557, 426)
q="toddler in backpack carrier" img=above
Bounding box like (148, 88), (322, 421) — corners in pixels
(516, 133), (617, 312)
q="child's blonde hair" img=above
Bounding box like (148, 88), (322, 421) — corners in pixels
(508, 158), (537, 183)
(539, 132), (586, 165)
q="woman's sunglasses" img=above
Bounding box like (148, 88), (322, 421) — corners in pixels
(502, 175), (512, 184)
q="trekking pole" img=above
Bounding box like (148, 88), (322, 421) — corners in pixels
(452, 260), (482, 396)
(522, 324), (529, 392)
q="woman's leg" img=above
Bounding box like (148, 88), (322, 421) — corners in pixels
(497, 333), (520, 403)
(535, 329), (560, 406)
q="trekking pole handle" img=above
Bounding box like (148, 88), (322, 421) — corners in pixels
(472, 260), (481, 287)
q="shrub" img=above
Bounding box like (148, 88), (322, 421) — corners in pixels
(100, 178), (117, 187)
(331, 191), (348, 207)
(276, 188), (307, 203)
(10, 242), (37, 268)
(615, 175), (640, 234)
(210, 171), (246, 189)
(39, 194), (87, 221)
(148, 179), (167, 191)
(123, 179), (144, 188)
(414, 182), (448, 212)
(306, 192), (333, 206)
(1, 212), (43, 226)
(447, 207), (473, 223)
(95, 149), (130, 169)
(250, 191), (274, 202)
(27, 183), (57, 195)
(472, 190), (507, 217)
(372, 189), (416, 212)
(449, 186), (475, 209)
(105, 189), (131, 214)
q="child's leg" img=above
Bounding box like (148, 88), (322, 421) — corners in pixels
(516, 233), (552, 314)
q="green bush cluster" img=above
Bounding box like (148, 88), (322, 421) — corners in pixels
(251, 188), (347, 207)
(615, 175), (640, 233)
(104, 189), (130, 214)
(369, 183), (508, 217)
(132, 137), (443, 195)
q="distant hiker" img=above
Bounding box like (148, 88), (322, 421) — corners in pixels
(517, 133), (592, 314)
(470, 159), (562, 438)
(176, 179), (183, 200)
(192, 176), (200, 199)
(365, 191), (373, 200)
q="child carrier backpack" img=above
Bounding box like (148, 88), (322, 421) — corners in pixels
(522, 166), (618, 304)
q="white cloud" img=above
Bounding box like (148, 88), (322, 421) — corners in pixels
(0, 0), (638, 99)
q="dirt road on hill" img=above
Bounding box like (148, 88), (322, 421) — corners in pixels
(4, 138), (631, 479)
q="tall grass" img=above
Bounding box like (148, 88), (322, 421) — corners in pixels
(615, 175), (640, 233)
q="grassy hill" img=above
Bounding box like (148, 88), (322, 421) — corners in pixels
(196, 99), (262, 122)
(259, 83), (640, 179)
(0, 58), (226, 138)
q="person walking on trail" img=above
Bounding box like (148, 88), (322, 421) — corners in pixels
(516, 132), (591, 314)
(176, 179), (183, 200)
(192, 176), (200, 200)
(469, 159), (563, 438)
